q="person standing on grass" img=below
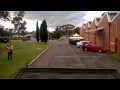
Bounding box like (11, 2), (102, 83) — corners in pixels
(6, 44), (12, 60)
(9, 43), (13, 54)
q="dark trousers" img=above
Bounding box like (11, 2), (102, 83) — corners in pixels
(8, 52), (12, 60)
(83, 47), (85, 51)
(11, 50), (13, 54)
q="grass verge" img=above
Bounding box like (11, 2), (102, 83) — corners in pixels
(107, 50), (120, 60)
(0, 40), (49, 79)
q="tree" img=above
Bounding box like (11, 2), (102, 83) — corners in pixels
(40, 19), (48, 43)
(0, 27), (4, 37)
(0, 11), (10, 21)
(11, 11), (27, 35)
(53, 30), (62, 39)
(73, 27), (80, 34)
(0, 11), (11, 37)
(4, 28), (13, 37)
(36, 21), (39, 42)
(40, 23), (43, 42)
(57, 24), (75, 35)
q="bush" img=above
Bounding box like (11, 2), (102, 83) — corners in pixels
(53, 31), (62, 39)
(0, 37), (9, 43)
(22, 36), (31, 41)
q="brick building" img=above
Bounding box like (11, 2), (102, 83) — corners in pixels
(48, 32), (53, 40)
(80, 11), (120, 55)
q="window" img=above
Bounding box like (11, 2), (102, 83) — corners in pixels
(108, 13), (117, 21)
(88, 22), (92, 27)
(96, 18), (101, 24)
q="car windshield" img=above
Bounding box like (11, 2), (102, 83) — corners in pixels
(83, 42), (89, 44)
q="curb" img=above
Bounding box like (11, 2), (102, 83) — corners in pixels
(27, 44), (51, 67)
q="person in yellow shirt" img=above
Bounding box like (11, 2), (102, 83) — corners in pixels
(6, 44), (12, 60)
(9, 43), (13, 54)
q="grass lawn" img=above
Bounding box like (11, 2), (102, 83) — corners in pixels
(107, 50), (120, 60)
(111, 54), (120, 60)
(0, 40), (49, 79)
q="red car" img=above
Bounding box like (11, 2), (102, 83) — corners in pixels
(84, 43), (107, 53)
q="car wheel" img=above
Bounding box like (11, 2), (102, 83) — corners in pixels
(85, 48), (87, 51)
(98, 49), (102, 53)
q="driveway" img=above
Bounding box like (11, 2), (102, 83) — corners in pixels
(29, 36), (120, 72)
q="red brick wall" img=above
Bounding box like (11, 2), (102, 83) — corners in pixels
(117, 39), (120, 55)
(84, 23), (89, 41)
(116, 14), (120, 54)
(80, 27), (83, 37)
(80, 26), (84, 37)
(89, 19), (96, 43)
(96, 31), (104, 46)
(109, 14), (120, 52)
(48, 33), (53, 40)
(97, 15), (109, 50)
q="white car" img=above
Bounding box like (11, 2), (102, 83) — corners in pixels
(76, 41), (90, 48)
(69, 36), (84, 44)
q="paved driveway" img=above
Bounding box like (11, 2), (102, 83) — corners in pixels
(29, 36), (120, 72)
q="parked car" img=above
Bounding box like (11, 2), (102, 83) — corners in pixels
(69, 37), (84, 45)
(84, 43), (107, 53)
(76, 41), (90, 48)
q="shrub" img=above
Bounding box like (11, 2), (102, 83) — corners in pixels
(0, 37), (9, 43)
(22, 36), (31, 41)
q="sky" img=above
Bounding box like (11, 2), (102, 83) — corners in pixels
(0, 11), (106, 32)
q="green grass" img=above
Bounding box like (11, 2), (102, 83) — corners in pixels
(0, 40), (49, 79)
(111, 54), (120, 60)
(107, 50), (120, 60)
(107, 50), (115, 55)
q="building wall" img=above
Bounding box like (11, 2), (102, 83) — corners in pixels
(115, 14), (120, 55)
(80, 26), (84, 37)
(97, 15), (109, 50)
(109, 14), (120, 52)
(84, 23), (89, 41)
(48, 33), (53, 40)
(80, 12), (120, 55)
(96, 30), (104, 46)
(89, 19), (96, 43)
(117, 39), (120, 55)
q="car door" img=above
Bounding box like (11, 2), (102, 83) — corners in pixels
(89, 44), (95, 50)
(92, 44), (98, 51)
(86, 43), (92, 50)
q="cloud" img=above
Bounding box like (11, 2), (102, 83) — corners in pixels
(83, 11), (106, 21)
(24, 11), (87, 31)
(0, 11), (106, 32)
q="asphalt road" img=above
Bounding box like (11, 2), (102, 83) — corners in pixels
(29, 36), (120, 72)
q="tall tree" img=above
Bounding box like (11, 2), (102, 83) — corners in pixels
(11, 11), (27, 35)
(40, 22), (43, 42)
(4, 28), (13, 37)
(36, 21), (39, 42)
(0, 26), (4, 37)
(53, 28), (62, 39)
(40, 19), (48, 43)
(0, 11), (11, 37)
(57, 24), (75, 35)
(0, 11), (10, 21)
(73, 27), (80, 34)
